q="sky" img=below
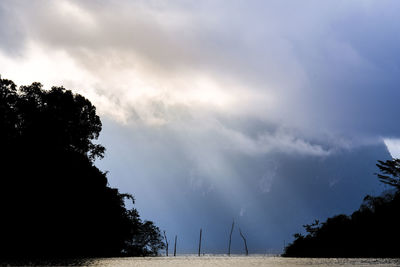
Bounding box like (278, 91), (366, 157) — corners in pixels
(1, 0), (400, 254)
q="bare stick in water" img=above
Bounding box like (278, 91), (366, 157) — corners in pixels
(163, 231), (169, 256)
(239, 228), (248, 256)
(174, 235), (177, 256)
(198, 228), (202, 256)
(228, 220), (235, 256)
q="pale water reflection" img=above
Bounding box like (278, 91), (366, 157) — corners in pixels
(88, 256), (400, 267)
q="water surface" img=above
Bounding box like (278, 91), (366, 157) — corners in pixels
(86, 256), (400, 266)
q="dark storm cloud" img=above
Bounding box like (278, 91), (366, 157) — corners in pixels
(97, 118), (391, 253)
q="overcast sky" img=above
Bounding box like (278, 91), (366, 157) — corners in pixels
(1, 0), (400, 253)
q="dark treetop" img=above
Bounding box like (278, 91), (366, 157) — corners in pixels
(283, 159), (400, 258)
(0, 78), (164, 259)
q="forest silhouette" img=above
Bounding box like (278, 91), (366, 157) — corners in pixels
(0, 77), (164, 259)
(283, 159), (400, 257)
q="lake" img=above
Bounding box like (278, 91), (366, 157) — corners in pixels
(83, 256), (400, 266)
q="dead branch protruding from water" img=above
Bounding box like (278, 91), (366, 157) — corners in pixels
(198, 228), (202, 257)
(174, 235), (177, 256)
(228, 220), (235, 256)
(239, 228), (248, 256)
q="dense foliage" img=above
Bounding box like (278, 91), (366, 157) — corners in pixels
(283, 159), (400, 257)
(0, 78), (164, 258)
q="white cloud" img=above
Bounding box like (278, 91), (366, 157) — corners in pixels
(384, 138), (400, 159)
(1, 0), (399, 179)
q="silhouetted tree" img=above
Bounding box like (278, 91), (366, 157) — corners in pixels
(283, 158), (400, 257)
(163, 231), (169, 256)
(0, 77), (164, 259)
(376, 159), (400, 189)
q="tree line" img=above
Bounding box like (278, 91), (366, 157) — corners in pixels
(283, 159), (400, 257)
(0, 77), (164, 259)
